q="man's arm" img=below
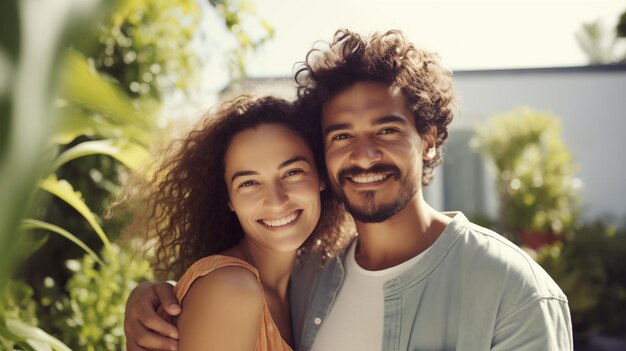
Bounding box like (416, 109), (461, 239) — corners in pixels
(124, 281), (181, 351)
(491, 297), (573, 351)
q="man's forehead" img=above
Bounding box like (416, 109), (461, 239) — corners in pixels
(321, 83), (409, 125)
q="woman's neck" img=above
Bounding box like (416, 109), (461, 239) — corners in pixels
(232, 239), (296, 345)
(231, 240), (296, 299)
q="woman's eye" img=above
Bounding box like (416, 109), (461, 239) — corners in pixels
(238, 180), (255, 188)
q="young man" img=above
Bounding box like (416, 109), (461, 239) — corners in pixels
(124, 29), (572, 351)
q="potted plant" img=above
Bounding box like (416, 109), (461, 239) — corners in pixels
(472, 108), (580, 249)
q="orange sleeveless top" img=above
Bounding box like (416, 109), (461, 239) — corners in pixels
(174, 255), (293, 351)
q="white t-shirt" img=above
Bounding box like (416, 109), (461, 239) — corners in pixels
(310, 238), (428, 351)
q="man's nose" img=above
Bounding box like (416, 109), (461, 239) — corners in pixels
(349, 136), (382, 169)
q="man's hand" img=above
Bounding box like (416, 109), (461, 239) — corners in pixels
(125, 281), (181, 351)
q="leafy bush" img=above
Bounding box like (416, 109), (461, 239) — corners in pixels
(536, 218), (626, 340)
(3, 281), (39, 327)
(40, 242), (154, 351)
(472, 108), (580, 237)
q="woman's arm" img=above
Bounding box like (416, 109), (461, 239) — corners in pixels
(176, 266), (264, 351)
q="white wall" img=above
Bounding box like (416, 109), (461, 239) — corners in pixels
(453, 66), (626, 220)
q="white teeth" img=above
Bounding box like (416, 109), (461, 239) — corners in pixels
(350, 173), (387, 184)
(261, 211), (299, 227)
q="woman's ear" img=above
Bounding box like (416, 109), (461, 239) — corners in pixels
(228, 200), (234, 212)
(319, 180), (326, 192)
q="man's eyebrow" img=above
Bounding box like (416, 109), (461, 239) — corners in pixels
(231, 170), (257, 183)
(323, 123), (351, 137)
(374, 115), (410, 126)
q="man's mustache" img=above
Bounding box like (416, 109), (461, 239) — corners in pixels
(338, 164), (401, 186)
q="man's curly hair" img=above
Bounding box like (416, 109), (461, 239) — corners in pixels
(295, 29), (457, 185)
(127, 96), (351, 280)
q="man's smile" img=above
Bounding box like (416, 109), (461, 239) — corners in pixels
(347, 172), (393, 184)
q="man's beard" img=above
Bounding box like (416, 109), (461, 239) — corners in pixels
(335, 164), (418, 223)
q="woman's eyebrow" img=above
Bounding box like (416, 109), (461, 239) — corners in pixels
(230, 156), (309, 182)
(279, 156), (309, 169)
(231, 170), (258, 183)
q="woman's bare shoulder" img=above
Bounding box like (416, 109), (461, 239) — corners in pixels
(182, 265), (263, 308)
(176, 266), (264, 350)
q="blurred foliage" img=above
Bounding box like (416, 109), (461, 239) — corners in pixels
(576, 8), (626, 64)
(472, 108), (580, 237)
(3, 0), (274, 348)
(536, 218), (626, 341)
(208, 0), (275, 79)
(0, 278), (70, 351)
(3, 280), (40, 327)
(91, 0), (273, 104)
(0, 0), (109, 346)
(20, 48), (154, 301)
(618, 10), (626, 38)
(39, 242), (154, 351)
(93, 0), (202, 103)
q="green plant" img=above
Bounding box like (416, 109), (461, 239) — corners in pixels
(472, 108), (580, 238)
(93, 0), (202, 102)
(576, 8), (626, 64)
(40, 242), (154, 351)
(2, 0), (274, 347)
(0, 0), (111, 349)
(536, 218), (626, 341)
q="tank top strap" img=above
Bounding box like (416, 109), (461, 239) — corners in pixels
(174, 255), (260, 303)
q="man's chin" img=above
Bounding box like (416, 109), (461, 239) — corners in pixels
(345, 202), (399, 223)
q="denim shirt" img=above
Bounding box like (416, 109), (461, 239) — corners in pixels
(289, 213), (573, 351)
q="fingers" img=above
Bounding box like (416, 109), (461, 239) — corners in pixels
(139, 303), (179, 340)
(126, 322), (178, 351)
(154, 282), (181, 316)
(124, 282), (180, 351)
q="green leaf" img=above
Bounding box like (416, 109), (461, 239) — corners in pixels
(21, 219), (104, 266)
(50, 139), (150, 173)
(58, 50), (153, 144)
(39, 175), (112, 253)
(6, 318), (71, 351)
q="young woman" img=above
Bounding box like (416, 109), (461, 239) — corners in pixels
(134, 96), (349, 350)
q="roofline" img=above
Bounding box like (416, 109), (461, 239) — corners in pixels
(453, 63), (626, 76)
(243, 64), (626, 81)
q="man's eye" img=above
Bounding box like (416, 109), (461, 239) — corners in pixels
(379, 128), (399, 134)
(332, 133), (351, 141)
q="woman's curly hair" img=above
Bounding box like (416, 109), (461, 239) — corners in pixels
(127, 96), (351, 280)
(295, 29), (457, 185)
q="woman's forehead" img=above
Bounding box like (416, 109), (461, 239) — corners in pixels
(225, 123), (314, 172)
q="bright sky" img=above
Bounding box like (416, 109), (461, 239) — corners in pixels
(242, 0), (625, 76)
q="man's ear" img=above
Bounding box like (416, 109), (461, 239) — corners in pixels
(422, 127), (438, 161)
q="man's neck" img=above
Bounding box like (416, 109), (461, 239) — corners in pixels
(353, 195), (451, 271)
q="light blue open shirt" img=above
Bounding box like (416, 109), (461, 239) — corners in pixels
(290, 213), (573, 351)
